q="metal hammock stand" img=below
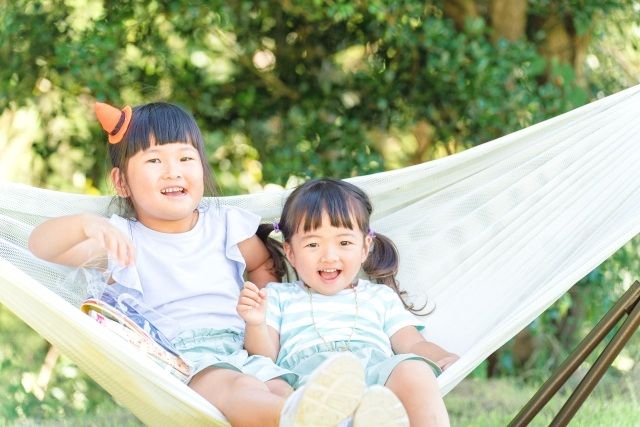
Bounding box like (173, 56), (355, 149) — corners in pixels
(510, 280), (640, 426)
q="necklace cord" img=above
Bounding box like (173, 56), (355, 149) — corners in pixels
(306, 284), (359, 352)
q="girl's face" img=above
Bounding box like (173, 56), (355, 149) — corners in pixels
(111, 142), (204, 233)
(283, 213), (372, 295)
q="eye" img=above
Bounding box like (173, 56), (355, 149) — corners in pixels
(305, 242), (319, 248)
(340, 240), (354, 246)
(146, 158), (161, 164)
(180, 156), (195, 161)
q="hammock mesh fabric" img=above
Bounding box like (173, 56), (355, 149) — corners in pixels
(2, 85), (640, 425)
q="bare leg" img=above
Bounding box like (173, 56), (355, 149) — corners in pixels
(385, 360), (450, 427)
(267, 377), (294, 398)
(189, 367), (284, 427)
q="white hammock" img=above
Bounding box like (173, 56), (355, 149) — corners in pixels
(2, 84), (640, 426)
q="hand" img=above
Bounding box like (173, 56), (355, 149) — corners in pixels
(237, 282), (268, 326)
(436, 353), (459, 371)
(82, 214), (135, 266)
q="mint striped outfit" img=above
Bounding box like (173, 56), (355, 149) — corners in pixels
(266, 279), (441, 388)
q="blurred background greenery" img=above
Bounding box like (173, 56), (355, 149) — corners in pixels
(1, 0), (639, 425)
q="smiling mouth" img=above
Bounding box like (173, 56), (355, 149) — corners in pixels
(319, 268), (341, 280)
(161, 186), (187, 195)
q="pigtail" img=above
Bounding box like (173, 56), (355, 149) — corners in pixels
(256, 223), (291, 282)
(363, 232), (398, 286)
(364, 232), (427, 315)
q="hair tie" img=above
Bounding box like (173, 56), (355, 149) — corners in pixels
(273, 222), (281, 233)
(94, 102), (132, 144)
(368, 229), (376, 238)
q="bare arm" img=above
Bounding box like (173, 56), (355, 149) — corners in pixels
(236, 282), (281, 361)
(238, 235), (278, 288)
(391, 326), (459, 371)
(28, 213), (134, 269)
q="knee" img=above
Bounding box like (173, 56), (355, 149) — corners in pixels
(387, 359), (438, 389)
(229, 371), (270, 392)
(191, 367), (268, 396)
(267, 378), (293, 397)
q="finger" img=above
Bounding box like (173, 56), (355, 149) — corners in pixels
(115, 237), (132, 266)
(236, 304), (252, 313)
(239, 296), (260, 307)
(115, 239), (130, 267)
(102, 234), (122, 265)
(239, 289), (257, 301)
(94, 232), (107, 253)
(237, 300), (259, 311)
(243, 281), (259, 292)
(241, 287), (261, 299)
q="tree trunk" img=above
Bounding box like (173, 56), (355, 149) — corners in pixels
(536, 14), (591, 87)
(489, 0), (527, 42)
(443, 0), (479, 29)
(572, 32), (592, 87)
(557, 286), (585, 347)
(410, 120), (434, 164)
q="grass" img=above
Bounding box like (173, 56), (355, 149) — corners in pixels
(4, 367), (638, 426)
(445, 367), (640, 426)
(3, 305), (638, 426)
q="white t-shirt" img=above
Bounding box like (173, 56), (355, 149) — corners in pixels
(107, 203), (260, 339)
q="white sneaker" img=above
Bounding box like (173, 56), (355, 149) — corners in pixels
(352, 385), (409, 427)
(280, 353), (365, 427)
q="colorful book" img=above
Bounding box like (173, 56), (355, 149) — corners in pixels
(80, 291), (191, 381)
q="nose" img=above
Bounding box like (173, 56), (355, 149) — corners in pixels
(163, 159), (182, 179)
(320, 245), (339, 262)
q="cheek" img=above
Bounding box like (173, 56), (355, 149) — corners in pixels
(361, 239), (372, 261)
(283, 244), (295, 265)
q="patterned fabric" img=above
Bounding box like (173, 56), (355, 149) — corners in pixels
(96, 289), (179, 356)
(279, 342), (440, 388)
(171, 328), (297, 384)
(81, 288), (191, 381)
(266, 279), (424, 367)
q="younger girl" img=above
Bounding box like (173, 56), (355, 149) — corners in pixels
(29, 102), (363, 427)
(237, 178), (458, 426)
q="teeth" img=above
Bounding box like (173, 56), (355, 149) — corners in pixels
(161, 187), (184, 194)
(320, 269), (338, 273)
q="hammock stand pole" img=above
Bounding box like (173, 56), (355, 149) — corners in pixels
(509, 280), (640, 427)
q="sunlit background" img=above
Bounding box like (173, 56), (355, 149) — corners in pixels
(1, 1), (639, 424)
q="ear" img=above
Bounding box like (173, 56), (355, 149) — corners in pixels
(361, 234), (373, 262)
(110, 167), (130, 197)
(283, 241), (295, 266)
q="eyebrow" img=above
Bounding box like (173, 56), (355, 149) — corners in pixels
(144, 146), (198, 154)
(299, 231), (359, 239)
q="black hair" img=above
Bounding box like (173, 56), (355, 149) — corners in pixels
(106, 102), (217, 217)
(259, 178), (424, 314)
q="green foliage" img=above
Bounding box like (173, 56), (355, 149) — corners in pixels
(0, 305), (136, 423)
(2, 0), (637, 193)
(529, 0), (633, 33)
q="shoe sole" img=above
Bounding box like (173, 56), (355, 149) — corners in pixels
(294, 353), (365, 427)
(353, 385), (409, 427)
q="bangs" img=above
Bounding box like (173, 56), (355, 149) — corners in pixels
(125, 103), (203, 155)
(285, 183), (368, 235)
